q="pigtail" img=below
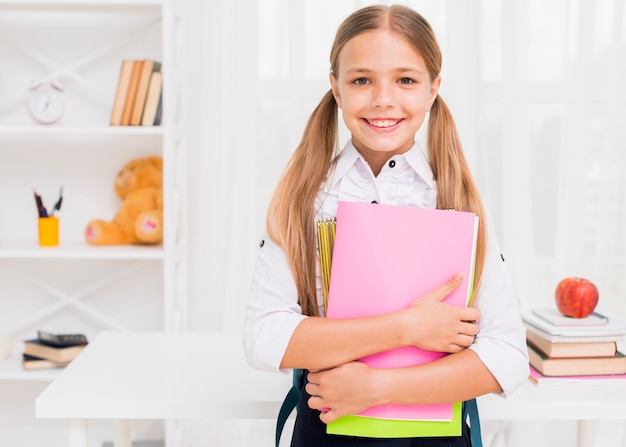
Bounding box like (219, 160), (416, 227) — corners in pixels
(428, 95), (487, 295)
(267, 89), (338, 316)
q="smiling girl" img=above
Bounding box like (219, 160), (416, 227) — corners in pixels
(244, 4), (528, 446)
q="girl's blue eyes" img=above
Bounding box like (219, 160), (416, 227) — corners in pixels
(351, 78), (415, 85)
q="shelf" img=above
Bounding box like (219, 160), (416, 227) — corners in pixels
(0, 0), (187, 395)
(0, 125), (163, 137)
(0, 0), (162, 12)
(0, 126), (164, 146)
(0, 354), (62, 381)
(0, 241), (164, 260)
(0, 125), (163, 134)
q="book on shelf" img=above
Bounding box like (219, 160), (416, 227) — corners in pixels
(528, 365), (626, 385)
(324, 201), (479, 438)
(119, 60), (144, 126)
(110, 59), (163, 127)
(130, 60), (162, 126)
(110, 59), (134, 125)
(23, 338), (87, 364)
(141, 70), (163, 126)
(527, 343), (626, 377)
(22, 353), (69, 371)
(526, 328), (617, 358)
(522, 309), (626, 343)
(153, 91), (163, 126)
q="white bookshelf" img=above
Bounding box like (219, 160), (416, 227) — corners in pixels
(0, 0), (187, 384)
(0, 241), (164, 260)
(0, 125), (164, 137)
(0, 355), (63, 381)
(0, 0), (162, 11)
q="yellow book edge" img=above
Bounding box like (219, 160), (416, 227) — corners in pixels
(316, 218), (336, 313)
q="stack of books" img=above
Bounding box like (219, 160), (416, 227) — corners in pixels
(323, 201), (479, 438)
(523, 308), (626, 383)
(110, 59), (162, 126)
(22, 331), (88, 371)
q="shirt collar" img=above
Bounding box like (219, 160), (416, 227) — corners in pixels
(403, 141), (435, 188)
(328, 139), (435, 190)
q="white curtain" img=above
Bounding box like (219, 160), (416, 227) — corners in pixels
(184, 0), (626, 445)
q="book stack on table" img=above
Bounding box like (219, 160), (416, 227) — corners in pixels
(22, 331), (88, 371)
(523, 308), (626, 383)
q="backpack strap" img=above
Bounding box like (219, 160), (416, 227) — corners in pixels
(275, 368), (304, 447)
(463, 398), (483, 447)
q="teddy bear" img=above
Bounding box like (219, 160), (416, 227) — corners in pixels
(85, 156), (163, 246)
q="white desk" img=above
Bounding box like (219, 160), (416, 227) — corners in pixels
(36, 331), (626, 447)
(35, 331), (292, 447)
(478, 378), (626, 447)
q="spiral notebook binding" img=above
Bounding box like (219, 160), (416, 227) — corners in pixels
(316, 218), (336, 313)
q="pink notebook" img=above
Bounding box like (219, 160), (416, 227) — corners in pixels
(326, 201), (479, 421)
(529, 366), (626, 385)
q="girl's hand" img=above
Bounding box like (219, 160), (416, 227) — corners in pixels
(305, 273), (480, 424)
(306, 362), (377, 424)
(405, 272), (480, 353)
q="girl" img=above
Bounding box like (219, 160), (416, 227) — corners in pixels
(244, 4), (529, 446)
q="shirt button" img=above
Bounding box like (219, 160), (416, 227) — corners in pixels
(259, 240), (265, 247)
(371, 200), (378, 204)
(388, 160), (396, 168)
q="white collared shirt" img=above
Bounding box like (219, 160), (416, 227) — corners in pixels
(243, 140), (529, 397)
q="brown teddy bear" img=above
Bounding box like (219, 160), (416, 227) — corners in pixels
(85, 156), (163, 245)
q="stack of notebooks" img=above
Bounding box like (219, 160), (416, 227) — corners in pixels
(22, 331), (88, 371)
(319, 201), (479, 438)
(523, 308), (626, 383)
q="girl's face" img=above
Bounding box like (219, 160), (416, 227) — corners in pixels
(330, 29), (440, 173)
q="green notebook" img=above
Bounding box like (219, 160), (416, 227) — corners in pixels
(327, 401), (462, 438)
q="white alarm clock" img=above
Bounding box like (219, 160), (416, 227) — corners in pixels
(27, 80), (64, 125)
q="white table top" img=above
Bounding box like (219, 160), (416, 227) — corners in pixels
(36, 331), (626, 421)
(478, 372), (626, 421)
(36, 331), (291, 419)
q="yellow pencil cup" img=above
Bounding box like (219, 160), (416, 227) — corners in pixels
(38, 217), (59, 247)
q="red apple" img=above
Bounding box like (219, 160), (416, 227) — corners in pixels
(555, 277), (599, 318)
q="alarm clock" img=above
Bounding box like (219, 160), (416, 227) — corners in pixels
(27, 80), (64, 125)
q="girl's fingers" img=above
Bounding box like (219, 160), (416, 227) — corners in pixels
(426, 271), (464, 303)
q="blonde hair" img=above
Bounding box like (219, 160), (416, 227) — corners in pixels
(267, 5), (487, 317)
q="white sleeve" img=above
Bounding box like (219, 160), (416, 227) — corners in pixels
(468, 215), (530, 397)
(242, 235), (307, 374)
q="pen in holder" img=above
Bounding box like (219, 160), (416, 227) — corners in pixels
(38, 216), (59, 247)
(34, 186), (63, 246)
